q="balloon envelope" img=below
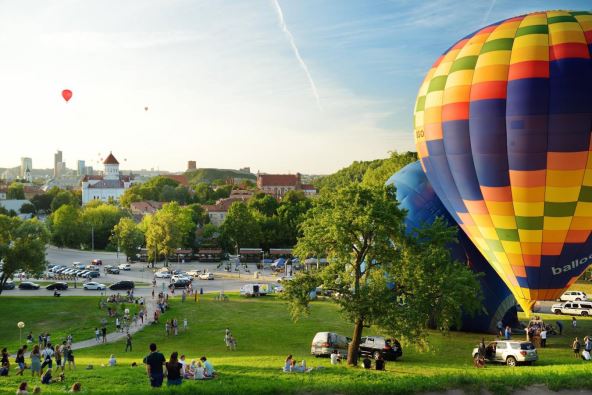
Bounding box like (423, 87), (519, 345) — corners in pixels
(62, 89), (72, 102)
(413, 10), (592, 313)
(388, 161), (518, 333)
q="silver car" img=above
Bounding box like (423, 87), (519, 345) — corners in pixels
(472, 340), (537, 366)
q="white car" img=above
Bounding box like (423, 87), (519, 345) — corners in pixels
(186, 270), (201, 277)
(277, 276), (293, 283)
(83, 282), (107, 290)
(198, 272), (214, 280)
(154, 271), (171, 279)
(472, 340), (538, 366)
(552, 301), (592, 316)
(559, 291), (588, 302)
(118, 264), (131, 271)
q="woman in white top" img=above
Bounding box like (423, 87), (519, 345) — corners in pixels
(193, 361), (206, 380)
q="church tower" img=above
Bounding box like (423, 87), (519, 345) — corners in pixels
(103, 152), (120, 180)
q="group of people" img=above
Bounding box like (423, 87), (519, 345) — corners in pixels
(16, 381), (82, 394)
(143, 343), (215, 387)
(164, 318), (187, 336)
(572, 336), (592, 360)
(224, 328), (237, 351)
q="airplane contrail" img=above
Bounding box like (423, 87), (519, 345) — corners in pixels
(272, 0), (322, 110)
(482, 0), (496, 25)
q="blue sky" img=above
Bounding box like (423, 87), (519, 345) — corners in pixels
(0, 0), (589, 174)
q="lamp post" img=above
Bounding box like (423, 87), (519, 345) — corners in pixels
(17, 321), (25, 344)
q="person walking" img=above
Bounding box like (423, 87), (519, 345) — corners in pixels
(116, 317), (121, 333)
(30, 345), (41, 377)
(125, 334), (133, 352)
(143, 343), (166, 388)
(540, 328), (547, 348)
(101, 325), (107, 344)
(573, 337), (581, 358)
(556, 320), (563, 335)
(139, 309), (144, 324)
(15, 348), (26, 376)
(173, 319), (178, 336)
(165, 321), (171, 336)
(572, 316), (577, 329)
(40, 343), (54, 374)
(95, 328), (100, 343)
(183, 318), (188, 332)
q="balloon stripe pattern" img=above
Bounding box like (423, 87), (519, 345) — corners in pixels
(414, 10), (592, 313)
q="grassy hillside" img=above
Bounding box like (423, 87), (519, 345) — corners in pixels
(2, 294), (592, 394)
(186, 169), (256, 184)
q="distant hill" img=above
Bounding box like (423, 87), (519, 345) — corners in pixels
(185, 168), (256, 184)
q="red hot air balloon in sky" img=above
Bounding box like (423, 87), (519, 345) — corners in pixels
(62, 89), (72, 102)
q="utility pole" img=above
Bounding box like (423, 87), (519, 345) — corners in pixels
(91, 226), (94, 251)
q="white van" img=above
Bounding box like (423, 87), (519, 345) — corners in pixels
(310, 332), (350, 358)
(559, 291), (587, 302)
(240, 283), (268, 297)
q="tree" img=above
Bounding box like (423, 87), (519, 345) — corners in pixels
(286, 184), (481, 366)
(0, 216), (49, 294)
(221, 202), (261, 253)
(362, 151), (417, 187)
(7, 182), (25, 200)
(19, 203), (36, 215)
(142, 202), (196, 266)
(119, 185), (144, 207)
(248, 193), (279, 217)
(47, 204), (86, 248)
(277, 191), (312, 246)
(81, 203), (128, 250)
(112, 218), (145, 260)
(51, 191), (79, 212)
(30, 193), (53, 213)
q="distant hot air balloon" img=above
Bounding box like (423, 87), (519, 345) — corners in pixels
(413, 10), (592, 314)
(62, 89), (72, 102)
(144, 106), (148, 111)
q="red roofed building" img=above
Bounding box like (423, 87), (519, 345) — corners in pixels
(256, 173), (316, 199)
(203, 196), (250, 226)
(81, 152), (135, 204)
(130, 201), (163, 217)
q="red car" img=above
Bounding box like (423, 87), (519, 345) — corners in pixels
(92, 259), (103, 266)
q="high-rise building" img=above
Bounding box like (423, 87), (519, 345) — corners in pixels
(56, 162), (66, 177)
(187, 161), (197, 171)
(20, 157), (32, 178)
(84, 166), (94, 175)
(77, 160), (86, 176)
(54, 150), (63, 177)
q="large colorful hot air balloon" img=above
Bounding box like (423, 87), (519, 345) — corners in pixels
(387, 161), (518, 333)
(413, 10), (592, 314)
(62, 89), (72, 102)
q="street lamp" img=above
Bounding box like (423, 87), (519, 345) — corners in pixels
(17, 321), (25, 344)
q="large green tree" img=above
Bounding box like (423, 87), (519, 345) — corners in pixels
(286, 184), (481, 366)
(81, 203), (128, 250)
(112, 217), (145, 260)
(51, 190), (79, 212)
(47, 204), (86, 248)
(248, 192), (279, 217)
(7, 182), (25, 200)
(221, 202), (261, 253)
(0, 216), (49, 294)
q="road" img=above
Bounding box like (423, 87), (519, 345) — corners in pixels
(3, 246), (284, 297)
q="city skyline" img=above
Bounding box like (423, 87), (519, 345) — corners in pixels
(0, 0), (588, 173)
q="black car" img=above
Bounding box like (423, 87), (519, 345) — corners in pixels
(18, 282), (40, 290)
(109, 281), (135, 290)
(46, 282), (68, 291)
(86, 271), (100, 278)
(2, 281), (15, 290)
(359, 336), (403, 361)
(106, 268), (120, 274)
(172, 279), (191, 289)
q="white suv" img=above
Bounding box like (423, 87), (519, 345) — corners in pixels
(552, 301), (592, 316)
(472, 340), (537, 366)
(559, 291), (587, 302)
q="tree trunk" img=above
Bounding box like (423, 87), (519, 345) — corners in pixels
(347, 317), (364, 366)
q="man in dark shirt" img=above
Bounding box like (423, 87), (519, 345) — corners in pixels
(144, 343), (166, 387)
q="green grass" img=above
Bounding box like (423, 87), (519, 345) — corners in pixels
(0, 297), (144, 351)
(2, 295), (592, 394)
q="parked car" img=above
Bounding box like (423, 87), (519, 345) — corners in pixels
(559, 291), (587, 302)
(472, 340), (537, 366)
(72, 262), (86, 269)
(311, 332), (350, 358)
(186, 270), (201, 277)
(172, 274), (192, 282)
(46, 282), (68, 291)
(552, 301), (592, 316)
(18, 282), (40, 290)
(86, 271), (101, 278)
(83, 282), (107, 290)
(154, 271), (171, 279)
(2, 280), (15, 290)
(86, 264), (99, 271)
(118, 263), (131, 271)
(172, 279), (192, 288)
(198, 272), (214, 280)
(359, 336), (403, 361)
(106, 267), (120, 274)
(277, 276), (293, 283)
(109, 281), (135, 290)
(91, 259), (103, 265)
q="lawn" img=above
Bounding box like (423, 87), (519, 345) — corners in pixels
(2, 294), (592, 394)
(0, 297), (143, 352)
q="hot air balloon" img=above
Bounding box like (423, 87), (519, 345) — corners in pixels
(144, 107), (149, 111)
(62, 89), (72, 102)
(387, 161), (518, 333)
(413, 10), (592, 314)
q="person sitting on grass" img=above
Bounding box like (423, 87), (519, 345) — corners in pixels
(200, 356), (215, 378)
(16, 382), (28, 395)
(108, 355), (116, 367)
(165, 352), (183, 386)
(193, 361), (209, 380)
(69, 382), (81, 393)
(375, 355), (385, 371)
(362, 357), (372, 369)
(40, 369), (52, 385)
(32, 386), (41, 394)
(283, 355), (293, 372)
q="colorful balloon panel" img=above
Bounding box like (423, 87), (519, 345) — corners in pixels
(413, 10), (592, 313)
(387, 161), (518, 333)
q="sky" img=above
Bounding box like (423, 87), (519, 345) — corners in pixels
(0, 0), (589, 174)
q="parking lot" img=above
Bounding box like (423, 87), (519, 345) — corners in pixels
(3, 246), (286, 296)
